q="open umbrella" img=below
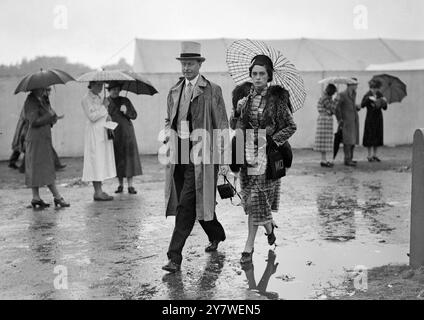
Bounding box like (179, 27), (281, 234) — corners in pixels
(226, 39), (306, 112)
(318, 76), (357, 85)
(14, 68), (75, 94)
(111, 71), (158, 96)
(370, 74), (407, 104)
(76, 70), (134, 82)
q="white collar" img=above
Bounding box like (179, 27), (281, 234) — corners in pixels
(185, 74), (200, 87)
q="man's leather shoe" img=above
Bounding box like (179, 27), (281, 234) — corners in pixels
(8, 163), (18, 169)
(162, 260), (181, 273)
(205, 240), (220, 252)
(344, 161), (357, 167)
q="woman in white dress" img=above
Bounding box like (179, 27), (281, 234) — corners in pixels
(81, 81), (117, 201)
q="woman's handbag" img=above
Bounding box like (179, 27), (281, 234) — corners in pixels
(266, 139), (293, 180)
(217, 174), (241, 204)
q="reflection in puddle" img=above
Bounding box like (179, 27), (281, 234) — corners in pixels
(161, 252), (226, 300)
(316, 179), (397, 243)
(242, 250), (280, 300)
(316, 189), (357, 242)
(361, 181), (396, 235)
(28, 214), (58, 265)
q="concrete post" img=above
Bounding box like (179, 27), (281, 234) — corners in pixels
(410, 129), (424, 268)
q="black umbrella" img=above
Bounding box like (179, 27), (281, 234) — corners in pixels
(14, 68), (75, 94)
(333, 124), (343, 160)
(371, 74), (407, 104)
(116, 71), (158, 96)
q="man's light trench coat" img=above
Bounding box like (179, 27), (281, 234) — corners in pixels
(164, 75), (230, 221)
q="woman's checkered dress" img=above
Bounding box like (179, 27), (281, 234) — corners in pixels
(314, 94), (336, 153)
(237, 87), (295, 226)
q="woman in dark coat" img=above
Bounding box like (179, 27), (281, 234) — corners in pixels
(361, 79), (388, 162)
(230, 55), (297, 265)
(24, 88), (69, 209)
(107, 82), (142, 194)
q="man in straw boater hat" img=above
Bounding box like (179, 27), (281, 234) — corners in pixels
(162, 41), (230, 273)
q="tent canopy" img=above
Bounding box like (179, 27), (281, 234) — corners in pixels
(366, 57), (424, 71)
(134, 38), (424, 73)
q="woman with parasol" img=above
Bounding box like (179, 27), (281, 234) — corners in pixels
(227, 40), (304, 264)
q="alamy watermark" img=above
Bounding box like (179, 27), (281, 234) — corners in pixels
(53, 265), (68, 290)
(353, 4), (368, 30)
(53, 5), (68, 30)
(352, 265), (368, 291)
(157, 123), (267, 170)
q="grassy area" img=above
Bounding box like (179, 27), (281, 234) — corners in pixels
(337, 264), (424, 300)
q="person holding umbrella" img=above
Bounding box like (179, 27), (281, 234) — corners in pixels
(81, 81), (116, 201)
(106, 81), (142, 194)
(313, 83), (338, 167)
(361, 79), (388, 162)
(23, 87), (70, 208)
(14, 68), (74, 209)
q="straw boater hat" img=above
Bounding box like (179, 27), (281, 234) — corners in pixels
(176, 41), (206, 62)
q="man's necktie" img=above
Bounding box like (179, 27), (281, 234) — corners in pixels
(185, 82), (193, 101)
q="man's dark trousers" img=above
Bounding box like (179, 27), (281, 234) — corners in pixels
(343, 144), (355, 163)
(167, 163), (226, 265)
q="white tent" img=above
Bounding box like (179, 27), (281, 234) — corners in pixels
(134, 38), (424, 73)
(366, 58), (424, 71)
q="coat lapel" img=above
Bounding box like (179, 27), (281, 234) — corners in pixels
(170, 79), (184, 123)
(191, 75), (207, 102)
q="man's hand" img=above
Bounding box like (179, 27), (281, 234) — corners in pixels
(106, 115), (112, 122)
(120, 105), (127, 114)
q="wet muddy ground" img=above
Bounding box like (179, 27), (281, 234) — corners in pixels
(0, 146), (412, 299)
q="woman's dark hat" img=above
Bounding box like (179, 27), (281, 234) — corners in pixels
(250, 55), (274, 70)
(176, 41), (206, 62)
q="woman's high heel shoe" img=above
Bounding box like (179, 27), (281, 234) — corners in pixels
(265, 224), (277, 246)
(115, 185), (124, 194)
(31, 199), (50, 209)
(54, 197), (70, 208)
(240, 248), (254, 264)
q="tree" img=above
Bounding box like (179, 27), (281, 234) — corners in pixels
(0, 56), (93, 78)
